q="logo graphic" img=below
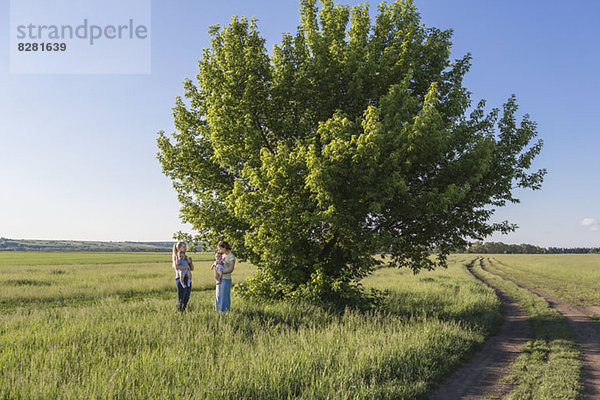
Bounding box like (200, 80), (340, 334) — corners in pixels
(10, 0), (151, 74)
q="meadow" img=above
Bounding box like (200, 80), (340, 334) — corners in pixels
(0, 252), (502, 399)
(482, 254), (600, 309)
(2, 252), (596, 399)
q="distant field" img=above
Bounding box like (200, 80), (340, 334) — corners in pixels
(481, 254), (600, 309)
(0, 252), (502, 399)
(0, 251), (210, 266)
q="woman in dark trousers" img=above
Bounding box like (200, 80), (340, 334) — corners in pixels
(172, 241), (194, 311)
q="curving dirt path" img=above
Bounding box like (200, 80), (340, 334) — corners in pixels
(480, 261), (600, 399)
(429, 262), (530, 400)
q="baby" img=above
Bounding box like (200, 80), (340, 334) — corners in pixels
(211, 251), (225, 284)
(177, 251), (192, 288)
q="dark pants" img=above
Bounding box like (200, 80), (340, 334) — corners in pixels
(175, 277), (192, 311)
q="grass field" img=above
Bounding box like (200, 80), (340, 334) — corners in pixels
(0, 252), (502, 399)
(483, 254), (600, 309)
(0, 251), (178, 266)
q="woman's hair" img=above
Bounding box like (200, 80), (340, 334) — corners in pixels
(172, 241), (186, 264)
(217, 241), (231, 251)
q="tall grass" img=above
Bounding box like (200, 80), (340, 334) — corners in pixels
(0, 254), (502, 399)
(362, 258), (501, 332)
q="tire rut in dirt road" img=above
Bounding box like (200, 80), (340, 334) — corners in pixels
(480, 260), (600, 399)
(428, 262), (530, 400)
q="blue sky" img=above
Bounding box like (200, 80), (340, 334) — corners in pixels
(1, 0), (599, 247)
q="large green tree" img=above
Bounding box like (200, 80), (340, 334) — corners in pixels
(157, 0), (545, 300)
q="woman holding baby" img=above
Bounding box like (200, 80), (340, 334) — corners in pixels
(172, 241), (194, 312)
(171, 240), (235, 313)
(214, 241), (235, 312)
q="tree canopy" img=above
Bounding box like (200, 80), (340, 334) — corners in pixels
(157, 0), (545, 301)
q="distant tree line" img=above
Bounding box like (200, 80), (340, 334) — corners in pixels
(2, 237), (597, 255)
(0, 238), (173, 252)
(460, 241), (600, 254)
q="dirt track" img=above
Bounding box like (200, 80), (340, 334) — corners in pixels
(429, 262), (530, 399)
(480, 261), (600, 399)
(431, 259), (600, 399)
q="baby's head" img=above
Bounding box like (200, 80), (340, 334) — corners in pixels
(178, 251), (186, 259)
